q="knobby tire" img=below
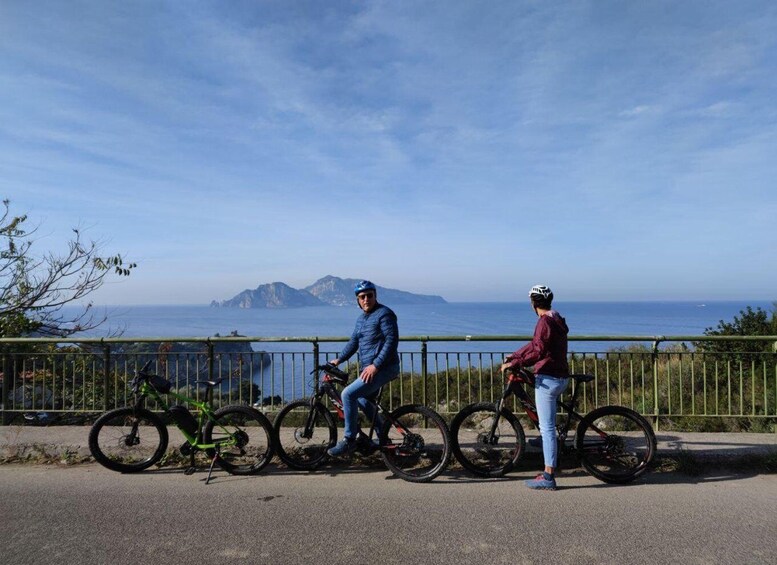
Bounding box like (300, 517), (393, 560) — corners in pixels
(202, 405), (275, 475)
(88, 407), (168, 473)
(379, 404), (451, 483)
(273, 399), (337, 470)
(575, 405), (656, 484)
(450, 402), (526, 477)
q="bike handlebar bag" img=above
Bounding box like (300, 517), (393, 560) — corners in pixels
(149, 375), (173, 394)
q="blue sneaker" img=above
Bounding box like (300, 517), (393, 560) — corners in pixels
(327, 437), (358, 457)
(525, 472), (557, 490)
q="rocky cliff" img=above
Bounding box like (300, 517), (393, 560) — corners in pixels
(305, 276), (446, 306)
(211, 282), (323, 308)
(212, 276), (446, 308)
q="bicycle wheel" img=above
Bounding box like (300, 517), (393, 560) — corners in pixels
(450, 402), (526, 477)
(273, 399), (337, 470)
(88, 407), (168, 473)
(575, 405), (656, 484)
(202, 405), (275, 475)
(379, 404), (451, 483)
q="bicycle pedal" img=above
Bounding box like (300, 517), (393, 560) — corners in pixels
(184, 467), (196, 476)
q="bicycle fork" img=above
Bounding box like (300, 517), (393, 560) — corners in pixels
(485, 385), (518, 444)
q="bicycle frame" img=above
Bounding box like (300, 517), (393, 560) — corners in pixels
(301, 366), (411, 448)
(274, 364), (452, 482)
(133, 378), (239, 453)
(303, 372), (382, 442)
(493, 370), (588, 450)
(451, 368), (656, 483)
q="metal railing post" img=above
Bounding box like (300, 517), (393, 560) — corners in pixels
(312, 339), (319, 396)
(102, 342), (111, 411)
(207, 340), (215, 381)
(421, 340), (428, 408)
(1, 354), (9, 425)
(652, 337), (662, 432)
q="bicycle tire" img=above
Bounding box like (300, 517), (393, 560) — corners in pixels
(202, 405), (275, 475)
(450, 402), (526, 477)
(379, 404), (451, 483)
(273, 399), (337, 470)
(88, 407), (168, 473)
(575, 405), (656, 484)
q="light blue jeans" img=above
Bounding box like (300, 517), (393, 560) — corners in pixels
(534, 374), (570, 469)
(341, 366), (398, 440)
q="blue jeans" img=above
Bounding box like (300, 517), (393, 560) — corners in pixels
(534, 374), (570, 469)
(341, 367), (398, 440)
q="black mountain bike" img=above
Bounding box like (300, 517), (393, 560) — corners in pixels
(450, 368), (656, 484)
(89, 361), (275, 483)
(273, 363), (451, 483)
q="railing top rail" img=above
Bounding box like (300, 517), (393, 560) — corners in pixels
(2, 335), (777, 344)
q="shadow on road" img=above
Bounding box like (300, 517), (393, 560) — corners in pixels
(113, 446), (770, 488)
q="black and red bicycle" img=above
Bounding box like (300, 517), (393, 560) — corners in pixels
(450, 368), (656, 484)
(272, 363), (451, 483)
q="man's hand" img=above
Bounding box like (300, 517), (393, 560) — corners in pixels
(360, 364), (378, 382)
(329, 358), (340, 366)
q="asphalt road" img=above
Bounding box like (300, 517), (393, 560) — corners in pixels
(2, 463), (775, 565)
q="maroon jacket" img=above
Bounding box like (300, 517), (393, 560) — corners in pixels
(505, 311), (569, 377)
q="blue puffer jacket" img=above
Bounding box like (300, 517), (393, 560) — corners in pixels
(338, 304), (400, 373)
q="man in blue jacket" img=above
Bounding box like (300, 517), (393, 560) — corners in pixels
(327, 280), (400, 456)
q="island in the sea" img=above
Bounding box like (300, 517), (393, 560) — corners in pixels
(211, 275), (447, 308)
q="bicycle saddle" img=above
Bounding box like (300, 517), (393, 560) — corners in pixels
(196, 378), (224, 388)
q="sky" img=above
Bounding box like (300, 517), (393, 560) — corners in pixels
(2, 1), (776, 304)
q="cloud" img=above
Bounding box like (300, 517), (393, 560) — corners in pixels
(619, 105), (659, 118)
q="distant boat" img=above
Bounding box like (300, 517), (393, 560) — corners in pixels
(696, 304), (706, 307)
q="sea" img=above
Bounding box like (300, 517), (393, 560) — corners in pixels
(68, 300), (773, 354)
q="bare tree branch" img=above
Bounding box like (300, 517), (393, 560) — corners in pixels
(1, 199), (136, 337)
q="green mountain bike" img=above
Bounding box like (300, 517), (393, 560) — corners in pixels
(89, 361), (275, 483)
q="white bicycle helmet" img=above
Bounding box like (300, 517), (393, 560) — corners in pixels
(529, 285), (553, 301)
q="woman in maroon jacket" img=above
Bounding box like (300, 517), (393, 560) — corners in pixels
(501, 285), (569, 490)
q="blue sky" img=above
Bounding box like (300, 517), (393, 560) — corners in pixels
(3, 1), (776, 304)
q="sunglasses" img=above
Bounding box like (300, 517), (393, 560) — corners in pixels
(357, 292), (375, 300)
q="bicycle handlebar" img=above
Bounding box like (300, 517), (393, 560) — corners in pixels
(506, 367), (535, 386)
(311, 363), (349, 384)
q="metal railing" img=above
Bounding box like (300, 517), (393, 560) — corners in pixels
(1, 335), (776, 428)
